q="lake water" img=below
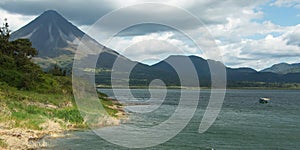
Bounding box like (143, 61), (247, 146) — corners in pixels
(46, 89), (300, 149)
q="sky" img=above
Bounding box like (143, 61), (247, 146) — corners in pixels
(0, 0), (299, 70)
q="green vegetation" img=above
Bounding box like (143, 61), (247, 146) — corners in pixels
(99, 96), (122, 117)
(33, 54), (73, 71)
(227, 81), (300, 89)
(0, 139), (8, 148)
(0, 82), (123, 130)
(0, 20), (41, 91)
(0, 83), (82, 130)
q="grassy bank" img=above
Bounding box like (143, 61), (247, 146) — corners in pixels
(0, 82), (125, 149)
(0, 84), (80, 130)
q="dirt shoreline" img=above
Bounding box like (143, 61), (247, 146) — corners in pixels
(0, 128), (57, 149)
(0, 115), (126, 150)
(0, 119), (65, 149)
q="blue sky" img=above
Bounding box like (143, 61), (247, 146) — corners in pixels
(0, 0), (299, 70)
(257, 1), (300, 26)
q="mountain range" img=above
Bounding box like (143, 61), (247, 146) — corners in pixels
(10, 10), (300, 87)
(261, 63), (300, 74)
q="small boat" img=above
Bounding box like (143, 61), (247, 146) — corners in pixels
(259, 97), (270, 104)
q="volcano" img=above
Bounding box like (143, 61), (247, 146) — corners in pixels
(10, 10), (120, 69)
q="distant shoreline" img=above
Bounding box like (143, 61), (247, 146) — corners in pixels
(97, 85), (300, 90)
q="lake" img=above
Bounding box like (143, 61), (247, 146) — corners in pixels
(46, 89), (300, 149)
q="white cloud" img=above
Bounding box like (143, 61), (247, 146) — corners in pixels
(0, 9), (35, 32)
(105, 32), (199, 64)
(285, 25), (300, 46)
(270, 0), (300, 8)
(219, 25), (300, 70)
(209, 17), (286, 44)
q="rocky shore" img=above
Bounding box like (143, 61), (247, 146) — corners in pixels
(0, 120), (63, 149)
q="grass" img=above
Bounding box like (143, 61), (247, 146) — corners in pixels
(101, 98), (119, 117)
(0, 139), (8, 148)
(0, 83), (123, 130)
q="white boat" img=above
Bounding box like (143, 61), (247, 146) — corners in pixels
(259, 97), (271, 103)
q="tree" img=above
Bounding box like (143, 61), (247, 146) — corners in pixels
(11, 39), (38, 58)
(0, 19), (10, 56)
(0, 19), (41, 89)
(0, 18), (10, 41)
(0, 19), (70, 93)
(49, 64), (67, 76)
